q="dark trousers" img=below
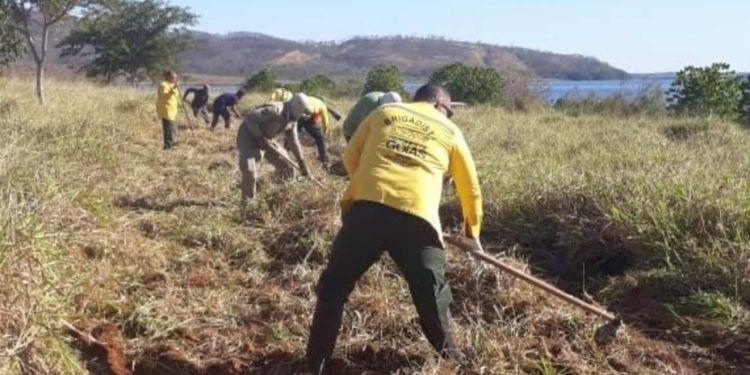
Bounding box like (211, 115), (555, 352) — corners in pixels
(192, 104), (210, 124)
(161, 119), (175, 149)
(306, 201), (455, 367)
(211, 106), (231, 129)
(298, 118), (328, 163)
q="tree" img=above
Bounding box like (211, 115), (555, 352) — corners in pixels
(741, 76), (750, 121)
(430, 63), (504, 105)
(0, 1), (25, 66)
(6, 0), (85, 104)
(667, 63), (743, 118)
(363, 64), (404, 95)
(300, 74), (336, 97)
(59, 0), (196, 84)
(244, 69), (276, 92)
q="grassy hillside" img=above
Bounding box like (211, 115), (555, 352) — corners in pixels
(181, 34), (628, 81)
(0, 79), (748, 374)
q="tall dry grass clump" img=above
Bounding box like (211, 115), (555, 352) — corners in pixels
(0, 78), (748, 374)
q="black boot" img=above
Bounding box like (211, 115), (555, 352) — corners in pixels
(309, 357), (327, 375)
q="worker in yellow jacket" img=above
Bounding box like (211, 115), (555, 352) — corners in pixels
(295, 95), (342, 167)
(270, 85), (294, 102)
(306, 84), (483, 373)
(156, 70), (181, 149)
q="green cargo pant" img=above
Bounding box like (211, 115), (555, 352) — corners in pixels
(236, 124), (296, 201)
(306, 201), (456, 367)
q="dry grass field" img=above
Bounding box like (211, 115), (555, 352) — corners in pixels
(1, 78), (748, 374)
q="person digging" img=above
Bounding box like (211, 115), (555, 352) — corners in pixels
(183, 84), (211, 124)
(212, 89), (246, 130)
(305, 84), (483, 374)
(236, 93), (316, 202)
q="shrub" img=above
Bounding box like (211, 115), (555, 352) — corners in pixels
(363, 65), (405, 96)
(300, 74), (336, 98)
(333, 79), (364, 98)
(244, 69), (277, 92)
(668, 63), (743, 118)
(429, 63), (504, 105)
(741, 75), (750, 121)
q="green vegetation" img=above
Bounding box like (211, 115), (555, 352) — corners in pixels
(243, 68), (277, 92)
(430, 63), (505, 104)
(1, 78), (749, 373)
(5, 0), (84, 104)
(741, 75), (750, 121)
(0, 1), (24, 66)
(553, 89), (665, 117)
(300, 74), (336, 98)
(59, 0), (196, 83)
(668, 63), (743, 118)
(363, 64), (405, 95)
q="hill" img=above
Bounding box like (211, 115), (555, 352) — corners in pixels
(1, 78), (748, 374)
(180, 33), (629, 81)
(17, 24), (628, 81)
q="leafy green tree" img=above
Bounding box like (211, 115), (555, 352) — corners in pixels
(667, 63), (742, 117)
(300, 74), (336, 97)
(363, 64), (404, 95)
(244, 69), (276, 92)
(0, 1), (25, 66)
(430, 63), (504, 104)
(741, 75), (750, 121)
(6, 0), (86, 104)
(59, 0), (196, 84)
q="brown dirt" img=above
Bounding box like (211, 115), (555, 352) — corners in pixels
(68, 321), (131, 375)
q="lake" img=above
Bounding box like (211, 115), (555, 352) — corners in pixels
(406, 78), (675, 103)
(533, 78), (674, 103)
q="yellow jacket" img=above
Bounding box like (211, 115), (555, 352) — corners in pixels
(156, 81), (180, 121)
(306, 96), (330, 132)
(342, 102), (483, 240)
(270, 88), (294, 102)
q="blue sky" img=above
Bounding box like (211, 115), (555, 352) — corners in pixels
(173, 0), (749, 73)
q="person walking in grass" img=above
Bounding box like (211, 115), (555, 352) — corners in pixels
(156, 70), (181, 150)
(342, 91), (402, 142)
(236, 93), (316, 201)
(306, 84), (483, 373)
(183, 84), (211, 124)
(211, 89), (246, 130)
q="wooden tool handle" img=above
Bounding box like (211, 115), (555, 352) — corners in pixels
(444, 235), (616, 321)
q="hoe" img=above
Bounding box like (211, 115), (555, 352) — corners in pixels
(443, 234), (622, 345)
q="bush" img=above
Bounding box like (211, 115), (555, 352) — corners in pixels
(244, 69), (277, 92)
(300, 74), (336, 98)
(429, 63), (504, 105)
(668, 63), (743, 118)
(333, 79), (364, 98)
(363, 65), (405, 96)
(741, 76), (750, 121)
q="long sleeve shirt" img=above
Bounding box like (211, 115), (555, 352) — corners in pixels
(156, 81), (180, 121)
(342, 102), (483, 240)
(241, 102), (308, 172)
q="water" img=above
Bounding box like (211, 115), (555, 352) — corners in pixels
(142, 78), (676, 104)
(407, 77), (674, 103)
(535, 78), (674, 103)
